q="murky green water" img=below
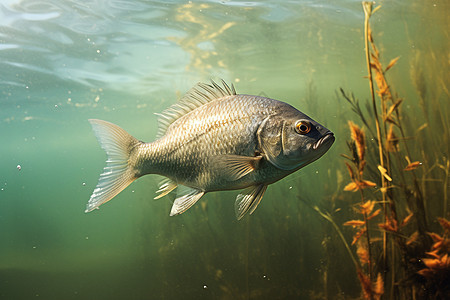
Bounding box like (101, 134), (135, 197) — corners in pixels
(1, 0), (448, 299)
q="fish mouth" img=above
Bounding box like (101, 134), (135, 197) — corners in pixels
(313, 132), (335, 150)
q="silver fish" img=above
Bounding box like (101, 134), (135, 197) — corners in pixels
(86, 80), (335, 219)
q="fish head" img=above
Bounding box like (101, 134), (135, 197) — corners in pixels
(258, 109), (335, 171)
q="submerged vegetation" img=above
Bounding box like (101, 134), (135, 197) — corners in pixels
(311, 2), (449, 299)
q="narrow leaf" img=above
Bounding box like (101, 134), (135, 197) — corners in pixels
(417, 123), (428, 132)
(401, 212), (414, 227)
(372, 5), (382, 15)
(385, 56), (400, 72)
(406, 231), (419, 246)
(378, 165), (392, 181)
(361, 180), (377, 188)
(422, 258), (440, 269)
(437, 217), (450, 231)
(344, 182), (358, 192)
(368, 208), (381, 220)
(427, 232), (443, 243)
(345, 162), (355, 179)
(343, 220), (365, 227)
(404, 161), (422, 171)
(386, 98), (403, 119)
(360, 200), (375, 215)
(425, 250), (440, 259)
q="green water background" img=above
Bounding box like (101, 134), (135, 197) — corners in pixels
(0, 0), (448, 299)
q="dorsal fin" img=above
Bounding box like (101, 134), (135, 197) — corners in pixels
(155, 79), (236, 138)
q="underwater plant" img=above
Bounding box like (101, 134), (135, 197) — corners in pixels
(311, 2), (449, 299)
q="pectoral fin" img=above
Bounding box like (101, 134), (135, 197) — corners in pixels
(235, 184), (268, 220)
(154, 178), (177, 199)
(170, 186), (205, 216)
(218, 155), (263, 181)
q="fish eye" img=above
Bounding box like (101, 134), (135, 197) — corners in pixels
(295, 121), (311, 134)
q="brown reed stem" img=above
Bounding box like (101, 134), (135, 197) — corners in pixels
(362, 0), (388, 271)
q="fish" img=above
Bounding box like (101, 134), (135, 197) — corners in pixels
(86, 80), (335, 219)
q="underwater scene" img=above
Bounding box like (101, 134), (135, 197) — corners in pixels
(1, 0), (448, 299)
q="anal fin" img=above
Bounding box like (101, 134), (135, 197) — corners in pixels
(170, 186), (205, 216)
(235, 184), (267, 220)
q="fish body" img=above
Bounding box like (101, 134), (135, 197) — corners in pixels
(87, 80), (334, 219)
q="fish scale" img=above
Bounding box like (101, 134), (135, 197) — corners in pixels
(141, 95), (265, 182)
(86, 80), (334, 219)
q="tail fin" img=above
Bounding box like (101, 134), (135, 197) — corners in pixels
(86, 119), (141, 213)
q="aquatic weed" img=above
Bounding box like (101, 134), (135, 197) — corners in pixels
(310, 2), (449, 299)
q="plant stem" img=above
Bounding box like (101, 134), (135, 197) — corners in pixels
(362, 0), (388, 269)
(312, 205), (360, 270)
